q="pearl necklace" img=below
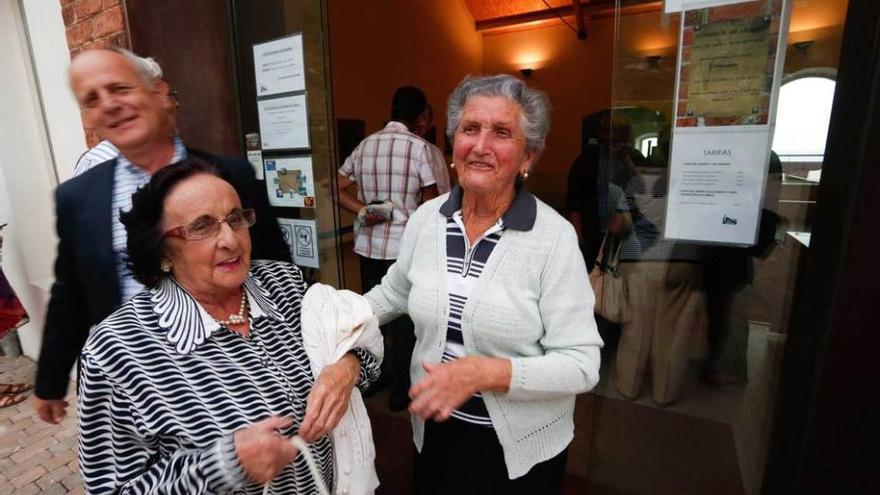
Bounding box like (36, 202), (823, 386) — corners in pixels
(215, 289), (247, 326)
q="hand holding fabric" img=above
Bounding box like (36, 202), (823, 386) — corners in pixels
(299, 353), (359, 442)
(356, 201), (393, 227)
(362, 213), (387, 226)
(235, 416), (299, 485)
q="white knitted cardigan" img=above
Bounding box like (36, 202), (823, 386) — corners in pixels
(301, 284), (384, 494)
(365, 191), (603, 479)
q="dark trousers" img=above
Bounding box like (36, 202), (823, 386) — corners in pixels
(359, 256), (415, 407)
(414, 419), (569, 495)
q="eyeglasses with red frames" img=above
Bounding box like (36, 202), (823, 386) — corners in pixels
(163, 208), (256, 241)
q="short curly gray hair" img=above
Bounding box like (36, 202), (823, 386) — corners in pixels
(446, 74), (551, 157)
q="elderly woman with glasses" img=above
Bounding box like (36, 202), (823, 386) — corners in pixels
(76, 159), (381, 494)
(365, 74), (603, 493)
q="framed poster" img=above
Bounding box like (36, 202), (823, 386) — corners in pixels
(264, 156), (316, 208)
(664, 0), (755, 14)
(257, 94), (310, 150)
(674, 3), (782, 127)
(278, 218), (319, 269)
(252, 33), (305, 96)
(665, 0), (790, 245)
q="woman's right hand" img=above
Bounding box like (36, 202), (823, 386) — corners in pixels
(234, 416), (299, 485)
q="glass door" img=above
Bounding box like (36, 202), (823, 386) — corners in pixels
(231, 0), (344, 286)
(585, 1), (848, 493)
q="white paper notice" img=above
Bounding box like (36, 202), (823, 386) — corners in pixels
(247, 150), (264, 180)
(278, 218), (319, 269)
(253, 34), (305, 96)
(264, 156), (316, 208)
(664, 129), (770, 245)
(664, 0), (754, 13)
(257, 94), (310, 150)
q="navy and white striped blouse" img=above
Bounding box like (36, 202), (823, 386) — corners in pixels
(443, 211), (504, 427)
(77, 261), (380, 494)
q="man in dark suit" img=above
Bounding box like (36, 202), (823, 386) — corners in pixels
(33, 48), (290, 423)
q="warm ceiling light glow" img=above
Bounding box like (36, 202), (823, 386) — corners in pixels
(637, 35), (677, 55)
(512, 50), (549, 70)
(789, 0), (847, 33)
(789, 19), (836, 33)
(519, 19), (556, 30)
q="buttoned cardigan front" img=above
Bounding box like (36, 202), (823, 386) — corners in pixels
(365, 187), (603, 479)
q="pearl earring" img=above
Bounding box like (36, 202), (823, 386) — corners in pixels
(161, 260), (172, 273)
(449, 162), (455, 169)
(521, 171), (529, 180)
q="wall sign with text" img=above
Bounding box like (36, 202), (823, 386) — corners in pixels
(278, 218), (319, 269)
(665, 0), (789, 245)
(253, 33), (310, 151)
(253, 34), (305, 96)
(257, 94), (310, 150)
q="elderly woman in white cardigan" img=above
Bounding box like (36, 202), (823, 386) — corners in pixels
(365, 74), (603, 493)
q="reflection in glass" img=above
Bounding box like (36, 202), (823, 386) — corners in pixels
(773, 77), (836, 163)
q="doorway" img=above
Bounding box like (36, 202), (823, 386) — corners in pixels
(126, 0), (868, 492)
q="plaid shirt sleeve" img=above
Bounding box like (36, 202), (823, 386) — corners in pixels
(415, 145), (437, 187)
(338, 149), (358, 182)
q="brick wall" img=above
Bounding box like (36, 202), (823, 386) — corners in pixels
(60, 0), (130, 146)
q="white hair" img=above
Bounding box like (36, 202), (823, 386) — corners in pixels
(109, 47), (163, 86)
(446, 74), (551, 156)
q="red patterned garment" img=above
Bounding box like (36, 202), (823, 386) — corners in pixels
(0, 267), (28, 339)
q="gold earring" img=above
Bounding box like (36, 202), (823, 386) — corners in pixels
(161, 260), (172, 273)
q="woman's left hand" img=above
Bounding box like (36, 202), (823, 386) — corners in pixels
(299, 353), (360, 442)
(409, 357), (511, 422)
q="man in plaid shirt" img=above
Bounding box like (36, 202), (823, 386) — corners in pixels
(337, 86), (441, 410)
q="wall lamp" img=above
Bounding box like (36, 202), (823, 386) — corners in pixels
(645, 55), (662, 68)
(793, 40), (814, 54)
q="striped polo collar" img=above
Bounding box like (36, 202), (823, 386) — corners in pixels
(150, 271), (282, 354)
(439, 185), (537, 231)
(116, 136), (187, 174)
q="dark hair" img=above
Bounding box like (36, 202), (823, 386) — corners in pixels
(120, 158), (222, 288)
(390, 86), (428, 130)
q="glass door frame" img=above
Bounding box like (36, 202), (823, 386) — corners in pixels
(762, 0), (880, 492)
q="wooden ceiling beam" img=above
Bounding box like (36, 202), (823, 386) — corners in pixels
(572, 0), (587, 39)
(474, 0), (663, 32)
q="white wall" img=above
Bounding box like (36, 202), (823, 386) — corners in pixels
(20, 0), (88, 184)
(0, 0), (87, 359)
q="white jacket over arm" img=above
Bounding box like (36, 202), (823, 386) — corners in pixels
(302, 284), (384, 495)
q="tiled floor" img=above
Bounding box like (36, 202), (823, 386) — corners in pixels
(0, 356), (81, 494)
